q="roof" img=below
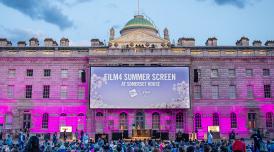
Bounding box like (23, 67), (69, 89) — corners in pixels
(121, 15), (157, 33)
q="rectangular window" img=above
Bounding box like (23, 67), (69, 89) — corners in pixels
(246, 69), (253, 77)
(263, 69), (270, 76)
(60, 86), (67, 99)
(229, 85), (236, 99)
(212, 85), (219, 99)
(264, 85), (271, 98)
(23, 113), (31, 129)
(248, 113), (256, 129)
(7, 85), (14, 98)
(44, 69), (51, 77)
(61, 69), (68, 78)
(194, 85), (201, 99)
(8, 69), (16, 78)
(25, 85), (32, 98)
(247, 85), (253, 99)
(228, 69), (235, 77)
(193, 69), (201, 82)
(26, 69), (33, 77)
(43, 85), (50, 98)
(79, 70), (83, 78)
(211, 69), (218, 78)
(78, 86), (85, 99)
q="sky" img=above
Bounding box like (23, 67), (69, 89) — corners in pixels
(0, 0), (274, 46)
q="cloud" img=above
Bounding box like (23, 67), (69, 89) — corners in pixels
(198, 0), (260, 8)
(0, 0), (73, 30)
(0, 25), (45, 44)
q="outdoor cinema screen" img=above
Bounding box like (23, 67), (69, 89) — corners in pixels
(89, 67), (190, 109)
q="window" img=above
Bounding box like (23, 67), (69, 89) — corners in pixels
(78, 70), (83, 78)
(247, 85), (253, 99)
(194, 85), (201, 99)
(152, 112), (160, 130)
(44, 69), (51, 77)
(78, 86), (85, 99)
(43, 85), (50, 98)
(26, 69), (33, 77)
(211, 69), (218, 78)
(176, 112), (184, 129)
(213, 113), (219, 126)
(195, 113), (202, 129)
(25, 85), (32, 98)
(246, 69), (253, 77)
(23, 113), (31, 129)
(60, 113), (66, 127)
(77, 113), (85, 130)
(61, 69), (68, 78)
(229, 85), (236, 99)
(42, 113), (49, 129)
(60, 86), (67, 99)
(212, 85), (219, 99)
(7, 85), (14, 98)
(230, 112), (237, 128)
(194, 69), (201, 82)
(228, 69), (235, 77)
(263, 69), (270, 76)
(264, 85), (271, 98)
(119, 112), (128, 130)
(266, 112), (273, 128)
(8, 69), (16, 78)
(248, 113), (256, 129)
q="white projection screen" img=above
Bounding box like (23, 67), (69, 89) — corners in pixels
(89, 67), (190, 109)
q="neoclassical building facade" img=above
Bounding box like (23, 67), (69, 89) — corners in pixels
(0, 15), (273, 140)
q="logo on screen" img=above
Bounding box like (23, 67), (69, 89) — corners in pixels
(129, 89), (138, 98)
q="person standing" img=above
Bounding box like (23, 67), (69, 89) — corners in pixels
(53, 132), (57, 146)
(251, 129), (262, 152)
(63, 129), (67, 142)
(229, 130), (236, 141)
(207, 131), (213, 145)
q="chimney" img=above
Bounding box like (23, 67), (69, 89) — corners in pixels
(265, 40), (274, 47)
(164, 28), (170, 41)
(109, 27), (115, 41)
(178, 37), (195, 47)
(236, 36), (249, 46)
(252, 40), (262, 47)
(44, 38), (54, 47)
(0, 38), (8, 46)
(205, 37), (217, 46)
(17, 41), (27, 47)
(60, 37), (69, 47)
(91, 39), (102, 47)
(29, 37), (39, 47)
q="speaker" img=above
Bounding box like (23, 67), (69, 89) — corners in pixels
(194, 69), (198, 82)
(81, 70), (86, 83)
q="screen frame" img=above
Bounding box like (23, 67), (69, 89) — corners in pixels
(88, 66), (191, 110)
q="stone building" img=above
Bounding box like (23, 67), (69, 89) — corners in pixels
(0, 15), (273, 140)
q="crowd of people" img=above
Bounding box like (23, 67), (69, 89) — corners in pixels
(0, 129), (273, 152)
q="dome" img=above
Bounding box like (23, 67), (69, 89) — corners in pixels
(120, 15), (158, 34)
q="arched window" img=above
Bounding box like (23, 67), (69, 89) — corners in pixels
(77, 113), (85, 130)
(96, 112), (104, 133)
(42, 113), (49, 129)
(230, 112), (237, 128)
(60, 113), (66, 127)
(152, 112), (160, 130)
(213, 113), (219, 126)
(119, 112), (128, 130)
(195, 113), (202, 129)
(176, 112), (184, 129)
(5, 113), (13, 129)
(266, 112), (273, 128)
